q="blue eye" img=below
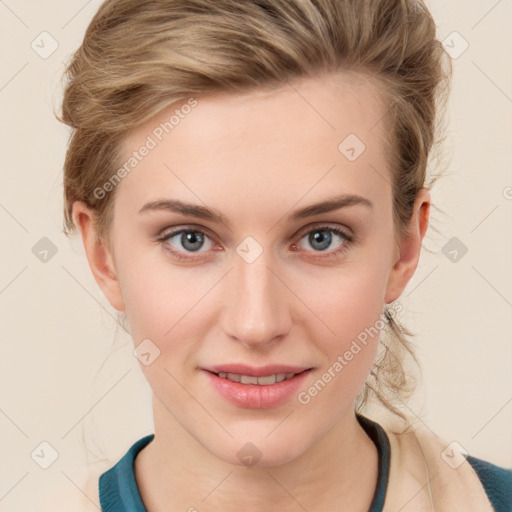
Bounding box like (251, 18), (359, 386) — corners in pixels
(157, 224), (354, 261)
(160, 229), (215, 257)
(295, 226), (353, 256)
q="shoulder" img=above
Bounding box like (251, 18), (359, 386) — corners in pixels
(466, 455), (512, 512)
(370, 410), (512, 511)
(99, 434), (155, 512)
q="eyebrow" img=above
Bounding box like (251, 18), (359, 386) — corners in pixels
(138, 193), (373, 227)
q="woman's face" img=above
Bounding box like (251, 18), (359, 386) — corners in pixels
(81, 72), (427, 466)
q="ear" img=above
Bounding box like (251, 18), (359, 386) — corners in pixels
(384, 188), (430, 304)
(72, 201), (126, 312)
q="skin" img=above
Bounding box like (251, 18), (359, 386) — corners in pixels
(73, 71), (430, 511)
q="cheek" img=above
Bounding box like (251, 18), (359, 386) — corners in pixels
(118, 263), (209, 400)
(113, 231), (203, 337)
(294, 261), (390, 390)
(297, 260), (390, 344)
(120, 264), (209, 344)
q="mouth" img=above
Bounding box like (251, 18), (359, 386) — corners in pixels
(206, 369), (310, 386)
(202, 366), (314, 409)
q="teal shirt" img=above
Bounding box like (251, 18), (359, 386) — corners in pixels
(99, 415), (512, 511)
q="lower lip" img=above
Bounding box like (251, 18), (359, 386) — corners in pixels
(203, 369), (312, 409)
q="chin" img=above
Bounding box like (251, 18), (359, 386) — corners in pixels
(205, 431), (309, 469)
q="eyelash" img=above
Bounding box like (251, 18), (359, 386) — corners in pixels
(156, 224), (355, 262)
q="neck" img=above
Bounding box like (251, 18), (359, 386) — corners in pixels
(134, 395), (379, 512)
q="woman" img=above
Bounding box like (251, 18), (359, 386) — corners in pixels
(57, 0), (512, 510)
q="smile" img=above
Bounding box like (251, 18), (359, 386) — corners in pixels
(215, 372), (299, 385)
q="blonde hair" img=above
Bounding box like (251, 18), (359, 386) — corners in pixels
(57, 0), (452, 427)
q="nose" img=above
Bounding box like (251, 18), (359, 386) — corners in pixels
(220, 246), (292, 350)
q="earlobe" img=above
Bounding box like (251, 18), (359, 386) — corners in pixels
(72, 201), (126, 312)
(384, 189), (431, 304)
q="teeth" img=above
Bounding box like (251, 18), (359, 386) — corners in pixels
(216, 372), (298, 385)
(240, 375), (259, 384)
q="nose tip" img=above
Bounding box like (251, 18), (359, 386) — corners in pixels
(220, 251), (292, 349)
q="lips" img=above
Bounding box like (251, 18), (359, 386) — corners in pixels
(217, 372), (299, 385)
(203, 366), (313, 408)
(204, 363), (311, 377)
(201, 363), (314, 409)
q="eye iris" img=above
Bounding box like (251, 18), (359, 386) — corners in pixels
(309, 230), (331, 251)
(182, 231), (204, 251)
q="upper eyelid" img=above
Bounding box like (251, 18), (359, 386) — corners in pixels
(159, 223), (352, 248)
(295, 223), (352, 238)
(159, 224), (220, 245)
(159, 222), (350, 236)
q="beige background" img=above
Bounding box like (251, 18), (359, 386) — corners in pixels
(1, 0), (511, 510)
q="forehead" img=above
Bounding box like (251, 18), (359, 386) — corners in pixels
(115, 71), (391, 221)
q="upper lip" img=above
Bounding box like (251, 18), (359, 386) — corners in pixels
(203, 364), (312, 377)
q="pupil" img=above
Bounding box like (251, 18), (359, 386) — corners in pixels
(183, 231), (203, 251)
(310, 230), (331, 251)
